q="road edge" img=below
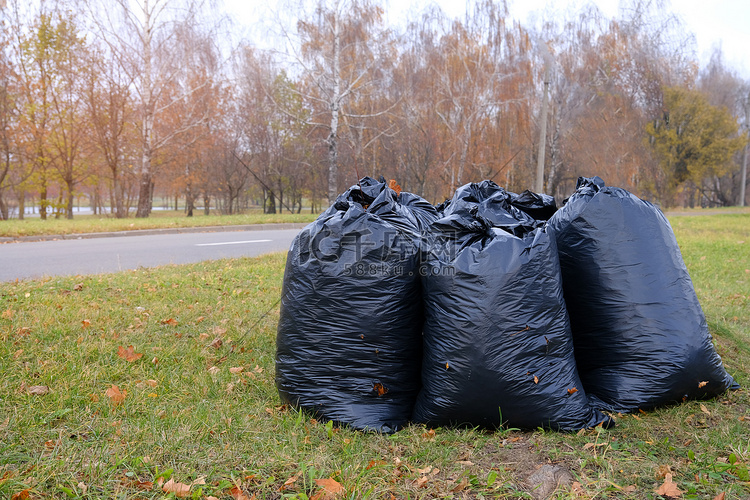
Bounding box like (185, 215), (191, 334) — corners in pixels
(0, 222), (310, 244)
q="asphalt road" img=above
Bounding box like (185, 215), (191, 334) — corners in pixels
(0, 227), (302, 282)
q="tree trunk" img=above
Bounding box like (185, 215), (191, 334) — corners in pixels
(66, 184), (74, 220)
(740, 94), (749, 207)
(40, 185), (48, 220)
(535, 63), (551, 194)
(136, 0), (154, 218)
(327, 6), (341, 204)
(136, 168), (153, 218)
(17, 190), (25, 220)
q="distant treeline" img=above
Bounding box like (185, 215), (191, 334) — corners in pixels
(0, 0), (747, 220)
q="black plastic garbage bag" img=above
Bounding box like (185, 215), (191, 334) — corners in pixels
(412, 184), (610, 431)
(547, 176), (738, 413)
(276, 177), (438, 433)
(440, 180), (541, 236)
(510, 190), (558, 221)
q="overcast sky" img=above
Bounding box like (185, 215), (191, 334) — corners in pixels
(223, 0), (750, 79)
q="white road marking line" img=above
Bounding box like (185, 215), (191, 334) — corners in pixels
(195, 239), (272, 247)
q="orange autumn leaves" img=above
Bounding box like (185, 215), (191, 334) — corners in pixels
(103, 345), (149, 405)
(117, 345), (143, 362)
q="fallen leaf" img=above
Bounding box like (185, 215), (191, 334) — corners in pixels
(208, 366), (220, 375)
(195, 316), (205, 323)
(17, 327), (31, 336)
(700, 404), (711, 416)
(210, 338), (223, 349)
(229, 367), (244, 374)
(117, 345), (143, 362)
(1, 308), (12, 319)
(161, 318), (179, 326)
(451, 478), (469, 492)
(74, 283), (84, 291)
(105, 385), (127, 405)
(698, 381), (708, 388)
(456, 460), (474, 466)
(373, 383), (388, 397)
(366, 460), (386, 469)
(655, 473), (683, 498)
(656, 465), (673, 479)
(162, 478), (191, 498)
(131, 480), (153, 490)
(11, 489), (31, 500)
(280, 472), (301, 491)
(191, 476), (206, 486)
(414, 476), (429, 488)
(229, 485), (253, 500)
(713, 493), (726, 500)
(315, 477), (344, 496)
(422, 428), (436, 440)
(81, 319), (91, 329)
(624, 485), (637, 493)
(77, 482), (88, 495)
(27, 385), (50, 396)
(567, 387), (578, 395)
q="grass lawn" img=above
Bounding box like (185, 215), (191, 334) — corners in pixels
(0, 212), (318, 239)
(0, 214), (748, 499)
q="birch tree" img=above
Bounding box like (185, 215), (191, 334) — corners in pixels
(90, 0), (216, 217)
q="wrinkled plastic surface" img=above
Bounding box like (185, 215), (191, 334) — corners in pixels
(276, 177), (438, 433)
(412, 182), (610, 431)
(547, 176), (738, 413)
(510, 190), (558, 221)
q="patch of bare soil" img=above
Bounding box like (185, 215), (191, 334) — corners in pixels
(472, 433), (576, 500)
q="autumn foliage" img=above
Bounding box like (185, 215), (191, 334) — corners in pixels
(0, 0), (747, 222)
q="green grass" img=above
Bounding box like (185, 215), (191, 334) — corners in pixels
(0, 214), (749, 499)
(0, 212), (318, 239)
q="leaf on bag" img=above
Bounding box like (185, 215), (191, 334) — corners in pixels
(388, 179), (402, 195)
(698, 381), (708, 388)
(533, 375), (539, 384)
(567, 387), (578, 395)
(105, 385), (127, 405)
(162, 478), (191, 498)
(117, 345), (143, 362)
(161, 318), (179, 326)
(373, 383), (388, 397)
(655, 473), (682, 498)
